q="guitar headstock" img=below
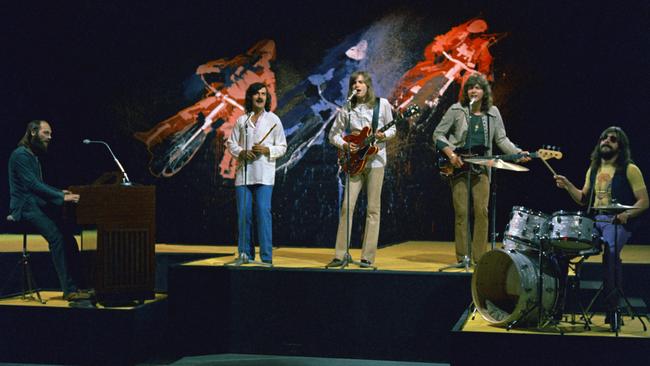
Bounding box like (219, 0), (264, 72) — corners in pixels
(402, 104), (420, 119)
(536, 145), (563, 160)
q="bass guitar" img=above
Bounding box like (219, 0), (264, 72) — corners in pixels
(437, 147), (563, 178)
(338, 104), (419, 176)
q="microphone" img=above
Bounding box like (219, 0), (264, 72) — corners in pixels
(243, 111), (255, 129)
(83, 139), (132, 185)
(347, 90), (357, 102)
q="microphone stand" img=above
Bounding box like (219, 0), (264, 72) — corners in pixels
(326, 93), (373, 270)
(439, 100), (476, 272)
(489, 164), (498, 250)
(83, 140), (132, 185)
(226, 112), (270, 267)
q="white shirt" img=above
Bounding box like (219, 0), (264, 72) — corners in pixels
(328, 97), (395, 168)
(227, 111), (287, 186)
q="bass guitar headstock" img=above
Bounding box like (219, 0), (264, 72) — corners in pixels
(535, 145), (563, 160)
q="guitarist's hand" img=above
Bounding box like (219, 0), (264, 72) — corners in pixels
(516, 151), (532, 163)
(344, 142), (359, 153)
(375, 131), (386, 141)
(239, 150), (257, 162)
(450, 154), (464, 168)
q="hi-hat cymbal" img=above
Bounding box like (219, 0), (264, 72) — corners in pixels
(464, 158), (529, 172)
(595, 202), (638, 213)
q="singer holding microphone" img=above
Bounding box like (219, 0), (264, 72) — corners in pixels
(433, 73), (529, 264)
(8, 120), (91, 304)
(227, 82), (286, 264)
(326, 71), (395, 268)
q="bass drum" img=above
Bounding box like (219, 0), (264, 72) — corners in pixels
(471, 249), (559, 326)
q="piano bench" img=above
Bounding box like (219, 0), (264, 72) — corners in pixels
(2, 215), (45, 303)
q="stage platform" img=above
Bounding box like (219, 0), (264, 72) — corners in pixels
(0, 291), (168, 365)
(1, 238), (649, 365)
(3, 236), (650, 268)
(451, 309), (650, 365)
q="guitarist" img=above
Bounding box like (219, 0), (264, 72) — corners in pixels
(326, 71), (395, 268)
(433, 73), (529, 264)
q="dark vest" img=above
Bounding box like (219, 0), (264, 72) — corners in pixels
(588, 163), (637, 229)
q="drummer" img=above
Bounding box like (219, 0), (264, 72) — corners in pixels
(554, 126), (648, 329)
(434, 73), (530, 265)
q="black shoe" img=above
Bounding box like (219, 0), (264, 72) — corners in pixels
(63, 291), (92, 301)
(262, 259), (273, 265)
(68, 299), (96, 308)
(359, 259), (373, 268)
(326, 258), (344, 267)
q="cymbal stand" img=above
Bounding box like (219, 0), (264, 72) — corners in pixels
(506, 234), (562, 333)
(586, 216), (646, 335)
(489, 166), (498, 250)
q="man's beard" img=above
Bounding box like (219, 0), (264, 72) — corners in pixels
(600, 146), (617, 160)
(31, 136), (48, 155)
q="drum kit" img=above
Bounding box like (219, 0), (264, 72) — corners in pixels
(458, 154), (645, 332)
(471, 203), (644, 333)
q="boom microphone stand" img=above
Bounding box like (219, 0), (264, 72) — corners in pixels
(226, 112), (271, 267)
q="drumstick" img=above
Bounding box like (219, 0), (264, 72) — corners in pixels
(540, 158), (557, 176)
(257, 124), (277, 144)
(236, 124), (278, 171)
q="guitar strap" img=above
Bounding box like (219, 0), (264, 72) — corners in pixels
(372, 97), (380, 132)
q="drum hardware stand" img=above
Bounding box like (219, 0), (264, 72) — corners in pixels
(585, 215), (647, 335)
(506, 234), (563, 334)
(226, 113), (271, 268)
(563, 256), (592, 330)
(489, 166), (499, 251)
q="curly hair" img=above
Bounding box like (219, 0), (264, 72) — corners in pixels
(589, 126), (633, 173)
(460, 73), (493, 112)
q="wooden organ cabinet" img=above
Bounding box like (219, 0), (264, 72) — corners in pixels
(68, 184), (156, 304)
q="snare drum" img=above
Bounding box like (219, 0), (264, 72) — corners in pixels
(548, 211), (598, 251)
(504, 206), (549, 249)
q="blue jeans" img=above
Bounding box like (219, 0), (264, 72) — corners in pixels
(21, 206), (79, 295)
(595, 214), (632, 311)
(236, 184), (273, 261)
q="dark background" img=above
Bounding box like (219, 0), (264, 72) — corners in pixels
(2, 0), (649, 246)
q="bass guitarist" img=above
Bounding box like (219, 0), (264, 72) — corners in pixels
(326, 71), (395, 268)
(433, 73), (529, 264)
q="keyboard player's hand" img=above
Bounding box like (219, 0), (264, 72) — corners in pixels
(64, 192), (80, 203)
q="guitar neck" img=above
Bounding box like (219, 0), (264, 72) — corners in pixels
(491, 151), (538, 162)
(363, 120), (396, 145)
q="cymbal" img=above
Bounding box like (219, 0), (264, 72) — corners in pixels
(464, 158), (529, 172)
(595, 202), (638, 213)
